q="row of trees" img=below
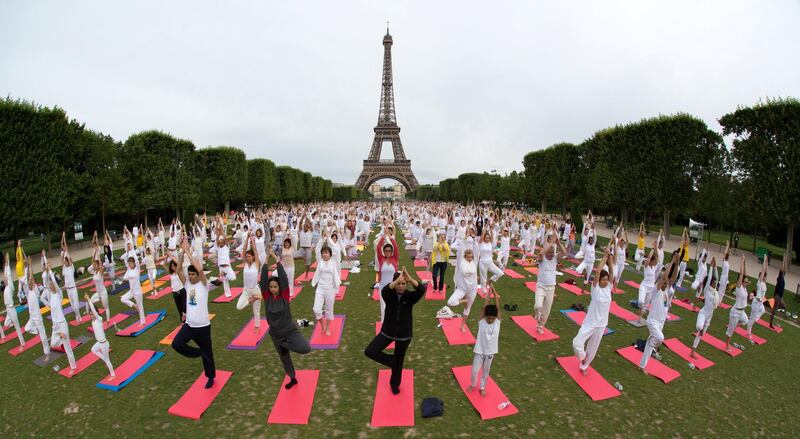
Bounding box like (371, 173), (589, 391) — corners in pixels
(0, 97), (337, 244)
(415, 99), (799, 264)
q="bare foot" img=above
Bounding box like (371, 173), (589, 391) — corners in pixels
(480, 389), (487, 397)
(325, 329), (331, 336)
(641, 367), (648, 375)
(466, 385), (474, 393)
(253, 325), (261, 334)
(536, 326), (545, 335)
(580, 367), (588, 377)
(689, 351), (697, 359)
(460, 325), (467, 333)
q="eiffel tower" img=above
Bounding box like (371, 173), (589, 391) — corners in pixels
(355, 26), (419, 192)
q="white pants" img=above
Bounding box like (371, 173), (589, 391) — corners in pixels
(614, 263), (624, 286)
(496, 252), (509, 269)
(24, 316), (50, 355)
(89, 290), (110, 321)
(692, 311), (713, 349)
(219, 265), (236, 297)
(121, 291), (146, 324)
(726, 307), (749, 338)
(447, 286), (477, 317)
(640, 319), (665, 369)
(50, 320), (77, 369)
(313, 287), (335, 320)
(634, 249), (645, 270)
(638, 283), (654, 307)
(470, 353), (494, 390)
(91, 340), (115, 376)
(677, 261), (687, 285)
(572, 325), (604, 370)
(3, 306), (25, 345)
(104, 264), (116, 282)
(534, 284), (555, 327)
(576, 260), (594, 282)
(147, 269), (157, 292)
(379, 295), (386, 323)
(746, 301), (765, 334)
(691, 276), (703, 293)
(236, 287), (262, 325)
(65, 287), (81, 320)
(478, 259), (504, 289)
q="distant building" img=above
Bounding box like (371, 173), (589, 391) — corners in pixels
(368, 182), (407, 200)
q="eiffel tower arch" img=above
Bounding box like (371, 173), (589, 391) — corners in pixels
(355, 27), (419, 192)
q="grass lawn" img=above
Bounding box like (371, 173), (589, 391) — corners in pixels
(0, 228), (798, 438)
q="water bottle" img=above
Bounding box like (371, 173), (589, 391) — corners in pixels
(497, 401), (510, 410)
(613, 382), (623, 391)
(53, 365), (61, 372)
(687, 362), (696, 370)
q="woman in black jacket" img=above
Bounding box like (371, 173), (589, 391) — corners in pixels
(365, 267), (426, 394)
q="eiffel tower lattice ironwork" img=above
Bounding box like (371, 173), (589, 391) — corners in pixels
(355, 27), (419, 192)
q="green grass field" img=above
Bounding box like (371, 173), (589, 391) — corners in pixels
(1, 230), (798, 438)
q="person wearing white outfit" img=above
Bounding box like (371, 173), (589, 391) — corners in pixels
(448, 234), (479, 332)
(60, 233), (82, 324)
(535, 227), (567, 334)
(467, 286), (501, 397)
(477, 231), (504, 291)
(746, 256), (769, 338)
(690, 259), (720, 358)
(572, 248), (613, 376)
(237, 234), (263, 332)
(40, 264), (77, 372)
(2, 254), (25, 346)
(87, 246), (111, 322)
(639, 251), (681, 372)
(575, 221), (597, 288)
(22, 258), (50, 356)
(85, 293), (116, 378)
(119, 251), (146, 326)
(212, 230), (237, 299)
(637, 244), (659, 319)
(312, 239), (342, 336)
(496, 229), (511, 269)
(725, 256), (750, 351)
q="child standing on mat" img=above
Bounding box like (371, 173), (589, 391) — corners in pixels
(259, 250), (311, 389)
(172, 239), (216, 389)
(365, 267), (426, 394)
(468, 284), (501, 396)
(85, 293), (116, 379)
(572, 248), (613, 376)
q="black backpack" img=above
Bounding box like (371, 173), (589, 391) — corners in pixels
(421, 397), (444, 418)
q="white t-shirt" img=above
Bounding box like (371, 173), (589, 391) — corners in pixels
(474, 318), (500, 355)
(62, 265), (76, 289)
(583, 283), (612, 328)
(243, 262), (258, 289)
(216, 244), (231, 266)
(170, 273), (184, 292)
(538, 254), (558, 286)
(184, 280), (210, 328)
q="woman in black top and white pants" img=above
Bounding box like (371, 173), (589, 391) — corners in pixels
(364, 267), (426, 394)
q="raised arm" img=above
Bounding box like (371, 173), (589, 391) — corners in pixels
(592, 248), (610, 288)
(737, 256), (746, 287)
(175, 249), (187, 285)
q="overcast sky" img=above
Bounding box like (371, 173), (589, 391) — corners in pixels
(2, 1), (799, 185)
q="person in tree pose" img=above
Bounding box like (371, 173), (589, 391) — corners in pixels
(572, 247), (614, 376)
(467, 284), (501, 397)
(639, 250), (681, 372)
(725, 256), (750, 351)
(237, 233), (263, 333)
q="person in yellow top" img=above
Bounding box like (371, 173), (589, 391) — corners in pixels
(634, 222), (647, 271)
(430, 233), (451, 294)
(15, 241), (26, 302)
(676, 228), (691, 286)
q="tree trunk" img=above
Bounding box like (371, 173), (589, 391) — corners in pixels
(541, 200), (546, 214)
(144, 210), (149, 230)
(662, 209), (670, 241)
(224, 200), (230, 214)
(45, 221), (51, 252)
(786, 223), (794, 273)
(101, 202), (106, 233)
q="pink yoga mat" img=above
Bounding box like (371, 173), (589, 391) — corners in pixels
(425, 284), (446, 300)
(116, 312), (164, 337)
(624, 280), (640, 289)
(8, 335), (41, 356)
(296, 272), (313, 283)
(451, 365), (519, 420)
(372, 288), (380, 301)
(416, 271), (432, 281)
(438, 318), (476, 345)
(556, 356), (621, 401)
(212, 287), (243, 303)
(718, 302), (732, 309)
(59, 348), (112, 378)
(52, 338), (82, 353)
(663, 338), (714, 370)
(375, 322), (394, 349)
(561, 311), (612, 335)
(616, 346), (680, 384)
(559, 282), (586, 296)
(414, 259), (428, 268)
(513, 258), (534, 267)
(734, 327), (767, 345)
(168, 370), (233, 420)
(88, 313), (131, 333)
(146, 286), (173, 300)
(309, 315), (345, 349)
(0, 333), (22, 345)
(335, 286), (347, 301)
(671, 299), (700, 313)
(562, 268), (582, 277)
(524, 267), (539, 276)
(699, 332), (742, 356)
(504, 268), (524, 279)
(609, 301), (640, 321)
(227, 317), (269, 350)
(69, 313), (96, 327)
(267, 370), (320, 424)
(371, 369), (414, 427)
(339, 270), (349, 281)
(511, 315), (559, 342)
(524, 281), (538, 293)
(98, 349), (158, 386)
(756, 319), (783, 333)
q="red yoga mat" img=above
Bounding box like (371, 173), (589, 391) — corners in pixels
(662, 338), (714, 370)
(375, 322), (394, 349)
(52, 338), (82, 353)
(624, 280), (641, 289)
(69, 313), (96, 327)
(339, 270), (349, 281)
(699, 332), (742, 357)
(513, 258), (534, 267)
(371, 369), (414, 427)
(212, 287), (243, 303)
(59, 348), (113, 378)
(296, 272), (313, 283)
(511, 315), (559, 342)
(371, 288), (380, 301)
(556, 356), (621, 401)
(309, 315), (345, 349)
(116, 312), (164, 337)
(559, 282), (586, 296)
(755, 319), (783, 333)
(168, 370), (234, 420)
(97, 349), (159, 387)
(734, 327), (767, 345)
(504, 269), (524, 279)
(718, 302), (732, 309)
(616, 346), (680, 384)
(609, 301), (640, 321)
(561, 268), (582, 278)
(524, 267), (539, 276)
(424, 284), (446, 300)
(8, 335), (41, 356)
(146, 286), (173, 300)
(227, 318), (269, 350)
(416, 271), (432, 282)
(438, 318), (476, 345)
(524, 281), (538, 293)
(670, 299), (700, 313)
(267, 370), (320, 424)
(88, 313), (131, 333)
(289, 286), (303, 302)
(335, 286), (347, 301)
(451, 365), (519, 420)
(413, 259), (428, 268)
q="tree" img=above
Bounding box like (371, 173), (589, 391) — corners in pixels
(720, 97), (800, 267)
(196, 146), (248, 212)
(247, 158), (276, 206)
(80, 129), (122, 231)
